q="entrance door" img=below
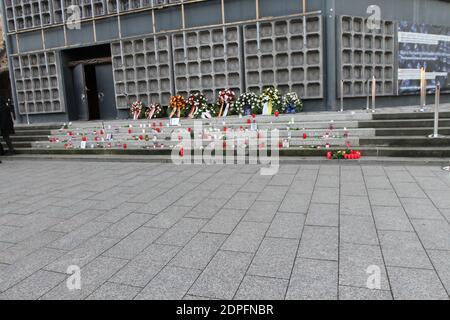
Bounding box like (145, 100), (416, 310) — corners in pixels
(73, 64), (89, 121)
(95, 64), (117, 120)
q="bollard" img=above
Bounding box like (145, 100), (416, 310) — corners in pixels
(340, 80), (344, 112)
(420, 67), (427, 112)
(366, 79), (370, 112)
(371, 76), (376, 113)
(428, 83), (444, 139)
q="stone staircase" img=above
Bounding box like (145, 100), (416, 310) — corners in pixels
(2, 109), (450, 160)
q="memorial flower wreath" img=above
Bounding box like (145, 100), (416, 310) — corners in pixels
(169, 95), (186, 118)
(145, 103), (163, 119)
(260, 87), (282, 115)
(216, 89), (236, 117)
(187, 92), (214, 119)
(233, 92), (260, 116)
(130, 100), (144, 120)
(283, 92), (303, 113)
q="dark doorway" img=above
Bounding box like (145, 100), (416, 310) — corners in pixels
(84, 64), (100, 120)
(62, 44), (117, 121)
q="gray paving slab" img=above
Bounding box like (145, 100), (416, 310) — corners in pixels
(286, 258), (338, 300)
(427, 250), (450, 295)
(338, 286), (393, 300)
(221, 221), (269, 253)
(411, 219), (450, 251)
(247, 237), (299, 279)
(98, 213), (152, 239)
(170, 233), (227, 270)
(235, 275), (288, 300)
(201, 209), (246, 234)
(135, 266), (201, 300)
(155, 217), (207, 246)
(0, 247), (65, 292)
(103, 227), (166, 260)
(266, 212), (305, 239)
(86, 282), (141, 300)
(400, 197), (444, 220)
(339, 243), (390, 291)
(311, 187), (340, 205)
(0, 270), (65, 300)
(47, 221), (111, 251)
(44, 236), (119, 273)
(41, 256), (128, 300)
(188, 250), (253, 300)
(378, 230), (433, 269)
(0, 230), (65, 264)
(110, 243), (180, 288)
(298, 226), (338, 261)
(340, 195), (372, 216)
(372, 206), (414, 232)
(368, 189), (402, 207)
(387, 266), (449, 300)
(340, 215), (379, 246)
(279, 193), (311, 213)
(243, 201), (280, 223)
(306, 203), (339, 227)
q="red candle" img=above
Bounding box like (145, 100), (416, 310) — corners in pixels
(252, 114), (256, 119)
(274, 111), (280, 118)
(327, 152), (332, 160)
(303, 133), (308, 139)
(123, 144), (127, 149)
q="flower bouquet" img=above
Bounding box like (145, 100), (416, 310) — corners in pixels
(217, 89), (236, 117)
(234, 92), (260, 116)
(283, 92), (303, 114)
(260, 87), (282, 115)
(130, 100), (144, 120)
(145, 103), (163, 119)
(169, 95), (186, 118)
(186, 92), (209, 119)
(326, 149), (361, 160)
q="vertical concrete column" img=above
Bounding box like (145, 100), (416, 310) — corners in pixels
(325, 0), (336, 111)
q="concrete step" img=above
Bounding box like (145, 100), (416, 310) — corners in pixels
(375, 127), (450, 136)
(1, 141), (32, 148)
(12, 146), (450, 158)
(359, 119), (450, 128)
(4, 154), (450, 166)
(372, 112), (450, 120)
(360, 136), (450, 147)
(14, 124), (62, 131)
(13, 129), (53, 136)
(10, 135), (49, 142)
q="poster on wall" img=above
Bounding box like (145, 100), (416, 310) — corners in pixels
(398, 21), (450, 95)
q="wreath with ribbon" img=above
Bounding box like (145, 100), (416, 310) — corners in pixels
(187, 92), (210, 119)
(233, 92), (261, 116)
(216, 89), (236, 117)
(283, 92), (303, 114)
(130, 100), (144, 120)
(169, 95), (186, 118)
(260, 87), (282, 115)
(145, 103), (163, 119)
(169, 95), (186, 110)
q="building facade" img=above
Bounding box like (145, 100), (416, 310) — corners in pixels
(1, 0), (449, 123)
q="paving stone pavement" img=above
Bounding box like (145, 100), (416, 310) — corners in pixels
(0, 160), (450, 300)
